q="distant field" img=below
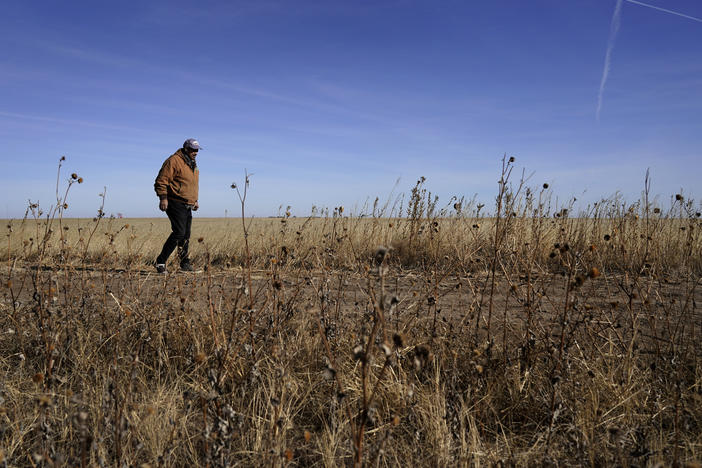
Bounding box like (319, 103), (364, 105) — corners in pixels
(1, 172), (701, 466)
(4, 211), (701, 272)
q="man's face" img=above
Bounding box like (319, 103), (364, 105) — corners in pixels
(187, 148), (199, 158)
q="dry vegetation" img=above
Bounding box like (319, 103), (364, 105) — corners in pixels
(1, 158), (701, 466)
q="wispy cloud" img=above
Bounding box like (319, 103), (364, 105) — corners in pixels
(625, 0), (702, 23)
(597, 0), (624, 121)
(0, 110), (160, 133)
(31, 40), (405, 128)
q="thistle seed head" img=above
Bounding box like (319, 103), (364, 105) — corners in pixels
(379, 342), (391, 357)
(353, 345), (366, 363)
(322, 365), (336, 381)
(374, 246), (389, 266)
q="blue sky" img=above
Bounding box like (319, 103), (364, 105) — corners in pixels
(1, 0), (700, 218)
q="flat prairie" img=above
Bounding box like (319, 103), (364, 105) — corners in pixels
(1, 183), (701, 466)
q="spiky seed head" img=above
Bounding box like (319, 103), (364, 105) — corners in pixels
(353, 345), (365, 362)
(379, 342), (391, 357)
(322, 365), (336, 381)
(413, 346), (430, 370)
(374, 246), (388, 266)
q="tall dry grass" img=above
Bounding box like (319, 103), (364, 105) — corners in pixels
(0, 157), (700, 466)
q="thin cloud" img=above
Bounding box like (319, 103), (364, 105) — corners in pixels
(32, 40), (405, 128)
(597, 0), (624, 121)
(625, 0), (702, 23)
(0, 110), (161, 134)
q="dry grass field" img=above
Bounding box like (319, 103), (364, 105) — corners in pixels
(1, 162), (701, 466)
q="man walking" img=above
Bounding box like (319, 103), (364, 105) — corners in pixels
(154, 138), (201, 273)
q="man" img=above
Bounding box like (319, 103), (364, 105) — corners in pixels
(154, 138), (201, 273)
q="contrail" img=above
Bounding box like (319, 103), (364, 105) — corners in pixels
(597, 0), (624, 121)
(625, 0), (702, 23)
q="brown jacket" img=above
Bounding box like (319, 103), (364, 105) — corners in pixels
(154, 149), (199, 205)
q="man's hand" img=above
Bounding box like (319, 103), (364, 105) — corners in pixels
(159, 199), (168, 211)
(193, 201), (199, 211)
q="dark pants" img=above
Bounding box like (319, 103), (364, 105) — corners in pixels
(157, 200), (192, 265)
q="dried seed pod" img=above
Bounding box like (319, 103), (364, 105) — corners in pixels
(322, 365), (336, 381)
(374, 246), (389, 266)
(414, 346), (430, 370)
(353, 345), (366, 363)
(379, 342), (391, 357)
